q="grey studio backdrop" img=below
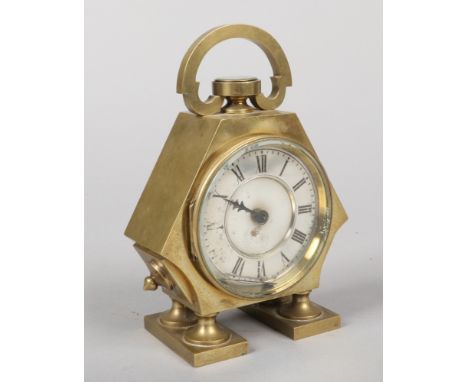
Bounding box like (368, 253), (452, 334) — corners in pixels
(85, 1), (382, 381)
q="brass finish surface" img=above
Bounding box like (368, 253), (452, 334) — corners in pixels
(183, 314), (231, 346)
(212, 77), (261, 97)
(176, 24), (292, 115)
(221, 96), (255, 114)
(144, 313), (248, 367)
(278, 292), (322, 320)
(143, 276), (158, 291)
(241, 300), (340, 340)
(160, 300), (197, 328)
(212, 77), (261, 114)
(125, 113), (221, 257)
(148, 259), (174, 290)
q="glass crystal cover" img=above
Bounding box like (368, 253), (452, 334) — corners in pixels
(196, 138), (327, 298)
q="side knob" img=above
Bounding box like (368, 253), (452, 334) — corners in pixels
(143, 276), (158, 291)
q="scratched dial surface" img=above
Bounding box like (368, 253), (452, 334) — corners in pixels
(197, 139), (319, 298)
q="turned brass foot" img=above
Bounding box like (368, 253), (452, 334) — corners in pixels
(145, 311), (248, 366)
(241, 292), (340, 340)
(159, 300), (197, 328)
(183, 313), (231, 347)
(277, 292), (322, 321)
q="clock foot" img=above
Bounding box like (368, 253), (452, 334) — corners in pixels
(183, 313), (231, 346)
(241, 293), (340, 340)
(159, 300), (197, 328)
(144, 310), (248, 367)
(277, 292), (322, 320)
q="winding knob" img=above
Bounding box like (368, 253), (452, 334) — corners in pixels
(212, 77), (261, 98)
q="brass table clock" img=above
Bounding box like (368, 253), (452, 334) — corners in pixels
(125, 24), (347, 367)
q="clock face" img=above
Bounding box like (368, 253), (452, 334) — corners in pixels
(193, 138), (330, 298)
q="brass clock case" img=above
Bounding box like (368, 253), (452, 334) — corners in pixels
(126, 110), (347, 316)
(125, 24), (348, 366)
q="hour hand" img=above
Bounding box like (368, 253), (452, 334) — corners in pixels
(213, 194), (253, 213)
(213, 194), (268, 224)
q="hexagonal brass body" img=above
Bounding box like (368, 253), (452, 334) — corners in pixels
(125, 110), (347, 316)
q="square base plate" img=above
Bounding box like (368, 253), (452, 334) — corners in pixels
(144, 313), (248, 367)
(240, 301), (340, 340)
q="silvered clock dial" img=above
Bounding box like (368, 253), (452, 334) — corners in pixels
(192, 138), (332, 298)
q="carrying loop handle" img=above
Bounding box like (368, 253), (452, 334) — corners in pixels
(176, 24), (292, 116)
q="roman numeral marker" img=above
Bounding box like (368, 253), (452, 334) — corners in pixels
(291, 229), (307, 245)
(279, 158), (289, 176)
(298, 204), (313, 214)
(232, 257), (245, 276)
(293, 178), (306, 192)
(281, 252), (290, 263)
(256, 154), (267, 173)
(231, 165), (245, 182)
(257, 260), (266, 278)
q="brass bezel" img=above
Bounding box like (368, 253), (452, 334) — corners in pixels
(189, 135), (333, 300)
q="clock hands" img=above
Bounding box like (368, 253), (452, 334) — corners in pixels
(227, 199), (269, 225)
(225, 199), (253, 214)
(213, 193), (269, 225)
(213, 193), (252, 213)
